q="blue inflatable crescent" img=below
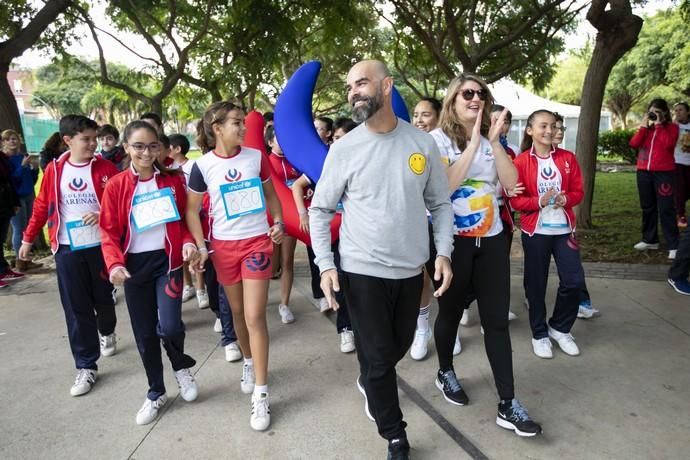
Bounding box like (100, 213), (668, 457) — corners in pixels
(274, 60), (409, 184)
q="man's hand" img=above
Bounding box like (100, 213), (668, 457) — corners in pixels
(433, 256), (453, 298)
(110, 266), (131, 285)
(319, 269), (340, 311)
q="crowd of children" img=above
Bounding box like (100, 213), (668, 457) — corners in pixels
(2, 58), (689, 460)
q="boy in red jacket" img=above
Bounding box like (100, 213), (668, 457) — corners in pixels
(19, 115), (120, 396)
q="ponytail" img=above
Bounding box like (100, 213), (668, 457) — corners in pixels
(196, 101), (241, 153)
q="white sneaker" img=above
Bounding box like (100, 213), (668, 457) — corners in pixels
(278, 304), (295, 324)
(196, 289), (210, 309)
(508, 310), (518, 321)
(181, 285), (195, 302)
(224, 342), (242, 362)
(250, 392), (271, 431)
(633, 241), (659, 250)
(410, 327), (432, 360)
(136, 394), (167, 425)
(340, 329), (356, 353)
(460, 308), (474, 326)
(453, 333), (462, 355)
(70, 369), (97, 396)
(577, 301), (601, 319)
(669, 250), (677, 260)
(99, 333), (117, 357)
(240, 362), (255, 394)
(548, 327), (580, 356)
(174, 368), (198, 402)
(318, 297), (330, 313)
(531, 337), (553, 359)
(213, 318), (222, 333)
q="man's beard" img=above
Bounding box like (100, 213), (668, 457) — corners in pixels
(351, 88), (384, 123)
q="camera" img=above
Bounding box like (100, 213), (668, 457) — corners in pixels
(648, 111), (658, 121)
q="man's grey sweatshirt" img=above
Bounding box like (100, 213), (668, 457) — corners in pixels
(309, 119), (454, 279)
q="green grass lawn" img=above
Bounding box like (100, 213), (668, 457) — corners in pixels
(577, 171), (677, 264)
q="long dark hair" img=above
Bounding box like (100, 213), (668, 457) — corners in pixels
(196, 101), (242, 153)
(122, 120), (178, 176)
(648, 98), (671, 125)
(520, 110), (555, 153)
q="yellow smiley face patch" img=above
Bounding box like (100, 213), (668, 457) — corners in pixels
(408, 153), (426, 175)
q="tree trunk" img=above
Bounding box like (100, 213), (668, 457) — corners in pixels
(0, 64), (24, 137)
(575, 1), (643, 228)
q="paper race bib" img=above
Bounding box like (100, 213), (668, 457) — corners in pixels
(130, 187), (180, 232)
(65, 220), (101, 250)
(220, 177), (266, 220)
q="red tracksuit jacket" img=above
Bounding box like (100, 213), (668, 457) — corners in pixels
(22, 152), (119, 252)
(509, 147), (584, 236)
(99, 166), (194, 274)
(630, 123), (679, 172)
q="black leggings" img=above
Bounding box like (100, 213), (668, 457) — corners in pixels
(427, 233), (515, 401)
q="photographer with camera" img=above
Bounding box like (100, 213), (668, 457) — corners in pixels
(630, 98), (680, 259)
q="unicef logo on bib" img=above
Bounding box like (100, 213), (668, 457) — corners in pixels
(68, 177), (87, 192)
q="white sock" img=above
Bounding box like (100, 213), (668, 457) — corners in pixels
(244, 358), (253, 366)
(417, 305), (430, 331)
(254, 384), (268, 396)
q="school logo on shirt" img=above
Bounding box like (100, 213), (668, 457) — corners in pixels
(541, 167), (557, 181)
(225, 168), (243, 182)
(68, 177), (88, 192)
(408, 153), (426, 175)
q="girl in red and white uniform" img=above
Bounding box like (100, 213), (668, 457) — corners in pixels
(265, 125), (299, 324)
(510, 110), (585, 360)
(100, 120), (199, 426)
(186, 101), (284, 431)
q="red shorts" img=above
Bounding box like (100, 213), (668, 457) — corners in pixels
(210, 235), (273, 286)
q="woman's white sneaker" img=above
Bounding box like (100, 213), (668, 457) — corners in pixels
(250, 392), (271, 431)
(453, 333), (462, 355)
(196, 289), (210, 309)
(531, 338), (553, 359)
(174, 368), (198, 402)
(213, 318), (222, 333)
(136, 395), (167, 425)
(70, 369), (97, 396)
(240, 362), (255, 394)
(278, 304), (295, 324)
(410, 327), (431, 360)
(340, 329), (356, 353)
(181, 285), (195, 302)
(460, 308), (474, 326)
(548, 327), (580, 356)
(224, 342), (242, 362)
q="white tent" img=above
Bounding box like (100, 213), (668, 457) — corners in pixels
(489, 80), (612, 153)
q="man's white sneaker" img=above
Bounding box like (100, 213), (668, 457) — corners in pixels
(453, 333), (462, 355)
(70, 369), (97, 396)
(240, 362), (255, 394)
(181, 285), (195, 302)
(633, 241), (659, 251)
(460, 308), (474, 326)
(213, 318), (222, 333)
(136, 394), (167, 425)
(410, 327), (432, 360)
(531, 338), (553, 359)
(224, 342), (242, 362)
(196, 289), (210, 309)
(548, 327), (580, 356)
(99, 333), (117, 357)
(669, 250), (677, 260)
(250, 392), (271, 431)
(174, 368), (198, 402)
(508, 310), (518, 321)
(318, 297), (330, 312)
(278, 304), (295, 324)
(340, 329), (355, 353)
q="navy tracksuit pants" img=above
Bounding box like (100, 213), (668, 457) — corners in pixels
(55, 245), (116, 370)
(522, 233), (585, 339)
(203, 258), (237, 347)
(124, 250), (196, 400)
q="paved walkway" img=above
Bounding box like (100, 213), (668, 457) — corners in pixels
(1, 253), (689, 459)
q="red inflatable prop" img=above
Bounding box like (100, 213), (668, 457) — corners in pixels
(242, 111), (340, 245)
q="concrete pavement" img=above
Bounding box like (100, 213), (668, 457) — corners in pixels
(1, 255), (689, 459)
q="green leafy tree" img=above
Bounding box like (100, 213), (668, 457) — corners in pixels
(537, 44), (591, 106)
